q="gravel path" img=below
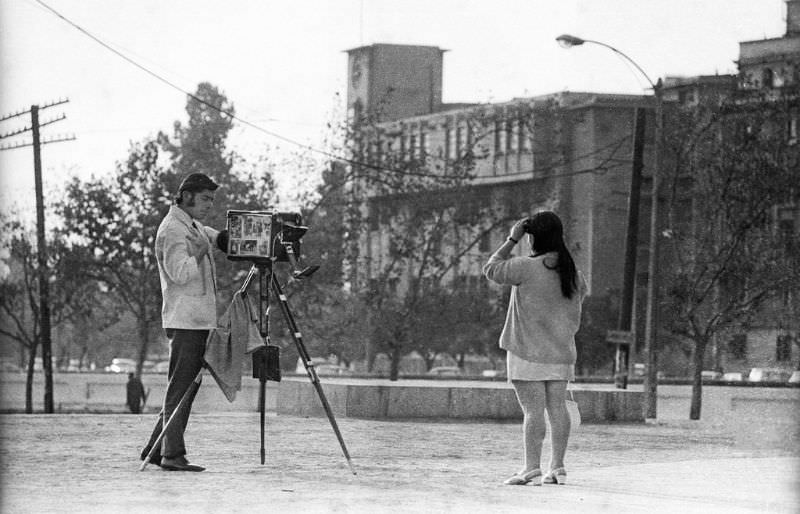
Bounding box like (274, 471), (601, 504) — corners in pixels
(1, 410), (797, 513)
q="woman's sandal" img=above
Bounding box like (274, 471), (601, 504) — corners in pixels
(503, 468), (542, 486)
(543, 467), (567, 485)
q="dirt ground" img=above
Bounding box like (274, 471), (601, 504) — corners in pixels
(0, 409), (798, 513)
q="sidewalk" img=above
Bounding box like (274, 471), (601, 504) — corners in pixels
(0, 412), (797, 513)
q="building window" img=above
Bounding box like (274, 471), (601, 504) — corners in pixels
(494, 121), (505, 155)
(508, 119), (518, 154)
(519, 119), (531, 153)
(788, 115), (798, 145)
(776, 334), (792, 361)
(762, 68), (774, 88)
(728, 334), (747, 360)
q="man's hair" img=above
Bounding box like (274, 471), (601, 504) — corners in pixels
(175, 173), (219, 204)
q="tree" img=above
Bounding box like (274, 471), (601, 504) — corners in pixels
(660, 90), (800, 419)
(345, 103), (555, 380)
(58, 139), (170, 376)
(160, 82), (235, 181)
(0, 214), (97, 411)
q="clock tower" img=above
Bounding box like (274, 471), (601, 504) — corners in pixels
(346, 44), (445, 123)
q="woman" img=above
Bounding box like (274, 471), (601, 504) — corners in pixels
(483, 211), (587, 486)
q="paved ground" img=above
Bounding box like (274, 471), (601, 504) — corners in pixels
(0, 409), (798, 513)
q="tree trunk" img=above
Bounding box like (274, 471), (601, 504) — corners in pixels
(425, 353), (437, 371)
(389, 345), (401, 381)
(711, 333), (723, 374)
(365, 339), (375, 373)
(136, 317), (150, 377)
(689, 338), (707, 420)
(25, 345), (37, 414)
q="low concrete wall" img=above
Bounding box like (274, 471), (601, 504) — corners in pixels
(0, 373), (277, 413)
(277, 378), (645, 422)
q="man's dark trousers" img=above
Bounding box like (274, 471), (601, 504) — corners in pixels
(142, 329), (207, 462)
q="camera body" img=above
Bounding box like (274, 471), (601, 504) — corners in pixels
(225, 210), (304, 264)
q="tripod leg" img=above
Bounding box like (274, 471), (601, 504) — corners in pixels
(271, 275), (357, 475)
(257, 265), (270, 466)
(140, 372), (203, 471)
(259, 378), (266, 465)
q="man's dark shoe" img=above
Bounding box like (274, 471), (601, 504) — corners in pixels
(161, 456), (205, 472)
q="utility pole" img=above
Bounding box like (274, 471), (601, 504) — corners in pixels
(613, 107), (646, 389)
(0, 99), (74, 414)
(642, 81), (664, 420)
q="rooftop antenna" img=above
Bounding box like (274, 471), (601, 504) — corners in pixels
(360, 0), (364, 44)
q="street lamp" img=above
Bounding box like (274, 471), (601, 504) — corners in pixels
(557, 34), (662, 419)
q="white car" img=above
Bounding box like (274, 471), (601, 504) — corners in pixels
(748, 368), (792, 382)
(426, 366), (464, 377)
(105, 358), (137, 373)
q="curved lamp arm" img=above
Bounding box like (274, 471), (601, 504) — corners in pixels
(556, 34), (656, 90)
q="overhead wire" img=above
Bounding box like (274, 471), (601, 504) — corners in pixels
(33, 0), (633, 184)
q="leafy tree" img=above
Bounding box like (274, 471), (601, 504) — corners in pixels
(160, 82), (235, 180)
(58, 139), (170, 376)
(0, 214), (98, 411)
(660, 90), (800, 419)
(345, 102), (567, 380)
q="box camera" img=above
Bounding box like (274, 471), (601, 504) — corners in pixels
(225, 210), (305, 264)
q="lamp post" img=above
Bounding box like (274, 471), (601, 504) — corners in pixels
(557, 34), (662, 419)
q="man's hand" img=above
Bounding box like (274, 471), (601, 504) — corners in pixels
(187, 230), (209, 261)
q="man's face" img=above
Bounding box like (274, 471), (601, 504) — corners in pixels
(182, 190), (216, 221)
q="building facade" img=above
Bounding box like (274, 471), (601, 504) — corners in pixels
(344, 43), (656, 376)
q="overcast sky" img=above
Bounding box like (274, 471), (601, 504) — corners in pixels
(0, 0), (787, 212)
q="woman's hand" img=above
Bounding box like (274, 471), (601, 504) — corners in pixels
(509, 218), (527, 242)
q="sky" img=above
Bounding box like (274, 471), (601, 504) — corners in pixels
(0, 0), (788, 213)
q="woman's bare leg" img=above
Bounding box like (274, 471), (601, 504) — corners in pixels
(544, 380), (571, 470)
(511, 380), (547, 472)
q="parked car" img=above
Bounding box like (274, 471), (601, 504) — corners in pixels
(296, 357), (331, 374)
(748, 368), (793, 382)
(314, 364), (353, 376)
(104, 358), (137, 373)
(481, 369), (506, 378)
(789, 371), (800, 384)
(701, 370), (722, 380)
(426, 366), (464, 377)
(145, 360), (170, 374)
(722, 372), (744, 382)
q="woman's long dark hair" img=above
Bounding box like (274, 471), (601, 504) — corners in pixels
(526, 211), (578, 299)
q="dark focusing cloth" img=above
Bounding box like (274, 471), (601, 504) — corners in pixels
(204, 291), (263, 402)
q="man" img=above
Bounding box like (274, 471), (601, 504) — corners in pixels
(126, 372), (146, 414)
(140, 172), (227, 472)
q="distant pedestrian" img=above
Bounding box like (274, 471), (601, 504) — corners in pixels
(126, 373), (146, 414)
(483, 211), (588, 486)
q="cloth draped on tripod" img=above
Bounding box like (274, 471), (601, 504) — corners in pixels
(204, 291), (264, 401)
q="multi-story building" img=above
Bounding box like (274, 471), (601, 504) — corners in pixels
(344, 43), (656, 375)
(659, 0), (800, 375)
(343, 0), (799, 377)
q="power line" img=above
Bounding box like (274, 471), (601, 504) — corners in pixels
(32, 0), (407, 176)
(31, 0), (632, 184)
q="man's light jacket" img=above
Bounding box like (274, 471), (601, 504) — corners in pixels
(155, 205), (220, 329)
